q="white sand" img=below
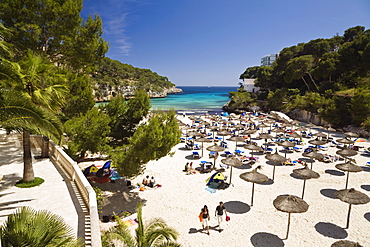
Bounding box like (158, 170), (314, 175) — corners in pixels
(101, 115), (370, 247)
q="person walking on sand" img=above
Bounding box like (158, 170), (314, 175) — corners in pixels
(215, 201), (227, 232)
(200, 205), (210, 235)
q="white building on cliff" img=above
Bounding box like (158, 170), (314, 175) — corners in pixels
(242, 79), (260, 93)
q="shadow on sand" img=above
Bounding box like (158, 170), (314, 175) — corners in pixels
(250, 232), (285, 247)
(223, 200), (250, 214)
(92, 179), (146, 216)
(364, 212), (370, 222)
(315, 222), (348, 239)
(320, 188), (338, 199)
(325, 169), (345, 176)
(361, 185), (370, 191)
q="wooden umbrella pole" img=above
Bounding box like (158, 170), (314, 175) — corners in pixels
(302, 179), (307, 199)
(346, 203), (352, 229)
(229, 166), (233, 185)
(286, 213), (291, 240)
(310, 159), (313, 170)
(345, 171), (350, 189)
(251, 182), (255, 206)
(272, 162), (276, 180)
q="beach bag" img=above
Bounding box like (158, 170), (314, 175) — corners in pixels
(226, 216), (230, 221)
(139, 187), (145, 191)
(198, 213), (203, 222)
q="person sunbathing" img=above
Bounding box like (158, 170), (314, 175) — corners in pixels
(142, 175), (150, 186)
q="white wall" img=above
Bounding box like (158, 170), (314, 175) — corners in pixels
(243, 79), (260, 93)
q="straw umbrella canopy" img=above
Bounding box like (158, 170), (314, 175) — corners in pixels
(335, 162), (363, 189)
(278, 140), (296, 158)
(335, 188), (370, 228)
(217, 129), (231, 142)
(244, 144), (263, 157)
(265, 150), (286, 180)
(229, 136), (246, 150)
(293, 165), (320, 199)
(257, 122), (268, 134)
(240, 166), (269, 206)
(336, 138), (355, 145)
(331, 240), (363, 247)
(313, 132), (327, 139)
(187, 131), (202, 137)
(296, 126), (308, 132)
(271, 127), (283, 136)
(344, 132), (359, 139)
(265, 119), (276, 130)
(221, 157), (242, 184)
(308, 139), (327, 150)
(259, 133), (274, 148)
(195, 137), (212, 157)
(206, 144), (225, 168)
(243, 129), (257, 135)
(208, 126), (219, 139)
(289, 132), (302, 140)
(273, 194), (309, 239)
(302, 151), (324, 169)
(336, 148), (358, 161)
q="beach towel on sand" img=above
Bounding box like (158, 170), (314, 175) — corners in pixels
(205, 187), (216, 194)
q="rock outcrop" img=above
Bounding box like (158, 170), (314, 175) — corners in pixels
(288, 109), (329, 126)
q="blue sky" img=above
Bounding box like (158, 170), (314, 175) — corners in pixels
(81, 0), (370, 86)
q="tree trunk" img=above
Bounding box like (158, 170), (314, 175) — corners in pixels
(306, 72), (319, 91)
(23, 130), (35, 182)
(301, 77), (311, 92)
(40, 136), (49, 158)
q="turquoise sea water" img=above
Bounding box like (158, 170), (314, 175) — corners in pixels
(150, 86), (237, 113)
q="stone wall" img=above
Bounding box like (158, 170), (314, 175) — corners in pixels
(288, 109), (330, 126)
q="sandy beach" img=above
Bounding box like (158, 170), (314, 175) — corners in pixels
(96, 114), (370, 247)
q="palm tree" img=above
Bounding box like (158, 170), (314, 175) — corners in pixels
(0, 90), (63, 181)
(102, 202), (181, 247)
(0, 48), (66, 182)
(0, 206), (84, 246)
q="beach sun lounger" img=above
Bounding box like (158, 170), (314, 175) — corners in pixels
(192, 151), (200, 159)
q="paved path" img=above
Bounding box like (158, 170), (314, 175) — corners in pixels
(0, 132), (85, 239)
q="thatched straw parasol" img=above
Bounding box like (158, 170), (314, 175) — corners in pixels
(229, 136), (246, 150)
(302, 151), (324, 169)
(265, 150), (286, 180)
(313, 132), (327, 138)
(335, 162), (363, 189)
(331, 240), (363, 247)
(308, 139), (327, 150)
(221, 157), (242, 184)
(187, 131), (202, 137)
(289, 132), (302, 140)
(278, 140), (296, 158)
(206, 144), (225, 169)
(244, 144), (263, 157)
(257, 123), (268, 133)
(208, 125), (219, 139)
(293, 165), (320, 199)
(240, 165), (269, 206)
(336, 148), (358, 163)
(336, 138), (355, 145)
(335, 188), (370, 228)
(344, 132), (359, 139)
(217, 129), (231, 142)
(259, 133), (274, 140)
(195, 137), (212, 157)
(273, 194), (309, 239)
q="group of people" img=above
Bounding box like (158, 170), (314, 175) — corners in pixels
(142, 175), (156, 188)
(199, 202), (228, 235)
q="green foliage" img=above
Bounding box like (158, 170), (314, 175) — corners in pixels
(92, 57), (175, 99)
(228, 91), (255, 109)
(112, 110), (180, 178)
(0, 0), (108, 72)
(266, 88), (300, 111)
(61, 73), (95, 120)
(102, 202), (181, 247)
(351, 89), (370, 125)
(64, 107), (111, 158)
(361, 117), (370, 132)
(240, 66), (259, 79)
(0, 207), (84, 246)
(104, 90), (151, 145)
(15, 177), (44, 188)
